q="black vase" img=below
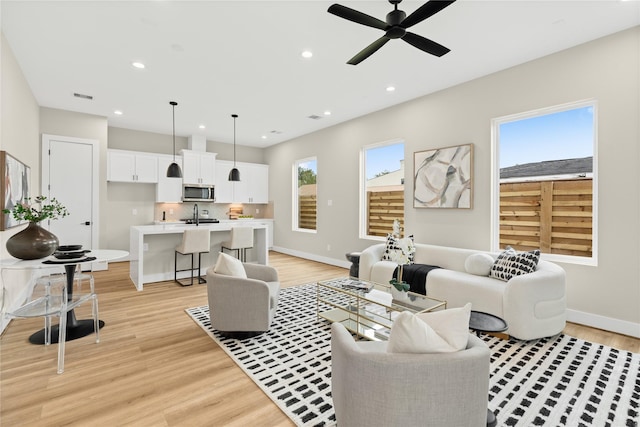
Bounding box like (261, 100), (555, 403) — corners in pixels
(6, 222), (59, 260)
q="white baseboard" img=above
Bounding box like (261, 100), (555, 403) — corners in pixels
(271, 246), (351, 270)
(566, 309), (640, 339)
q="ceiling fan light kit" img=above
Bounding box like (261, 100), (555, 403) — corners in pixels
(167, 101), (183, 178)
(328, 0), (456, 65)
(229, 114), (240, 182)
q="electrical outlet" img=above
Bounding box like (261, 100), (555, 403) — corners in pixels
(132, 208), (138, 215)
(169, 208), (174, 214)
(327, 244), (331, 251)
(328, 199), (333, 206)
(256, 208), (260, 214)
(143, 243), (149, 251)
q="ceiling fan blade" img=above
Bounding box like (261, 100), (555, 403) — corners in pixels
(347, 37), (390, 65)
(402, 32), (450, 57)
(328, 4), (388, 30)
(400, 0), (456, 29)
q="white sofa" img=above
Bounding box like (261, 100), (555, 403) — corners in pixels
(359, 243), (566, 340)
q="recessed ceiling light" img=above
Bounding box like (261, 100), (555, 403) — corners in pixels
(199, 124), (206, 129)
(386, 86), (396, 92)
(301, 50), (313, 59)
(324, 110), (331, 116)
(114, 110), (123, 115)
(132, 61), (145, 69)
(261, 135), (267, 139)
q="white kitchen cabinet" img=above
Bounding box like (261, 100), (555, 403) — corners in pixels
(181, 150), (216, 185)
(233, 163), (269, 203)
(214, 160), (234, 203)
(214, 160), (269, 204)
(156, 155), (183, 203)
(107, 149), (158, 183)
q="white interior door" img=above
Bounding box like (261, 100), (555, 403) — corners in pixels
(41, 135), (99, 250)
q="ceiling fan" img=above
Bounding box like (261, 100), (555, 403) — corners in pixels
(328, 0), (456, 65)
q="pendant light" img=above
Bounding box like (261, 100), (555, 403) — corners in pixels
(229, 114), (240, 181)
(167, 101), (183, 178)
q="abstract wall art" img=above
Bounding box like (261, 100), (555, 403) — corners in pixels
(1, 151), (31, 230)
(413, 144), (473, 209)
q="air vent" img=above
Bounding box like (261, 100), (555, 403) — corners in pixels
(73, 92), (93, 100)
(307, 115), (322, 120)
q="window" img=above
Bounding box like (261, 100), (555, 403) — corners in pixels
(492, 100), (597, 264)
(293, 157), (317, 232)
(360, 140), (405, 239)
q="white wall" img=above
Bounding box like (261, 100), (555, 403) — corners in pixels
(266, 27), (640, 336)
(0, 33), (41, 332)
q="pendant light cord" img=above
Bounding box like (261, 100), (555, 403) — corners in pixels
(172, 103), (176, 162)
(232, 114), (238, 167)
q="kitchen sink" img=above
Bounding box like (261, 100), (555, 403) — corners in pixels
(182, 218), (220, 224)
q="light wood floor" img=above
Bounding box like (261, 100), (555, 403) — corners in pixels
(1, 252), (638, 426)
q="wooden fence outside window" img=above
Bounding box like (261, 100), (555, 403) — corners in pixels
(298, 179), (591, 257)
(367, 190), (404, 237)
(298, 195), (317, 230)
(499, 178), (593, 257)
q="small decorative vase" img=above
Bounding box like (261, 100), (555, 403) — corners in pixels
(390, 285), (409, 302)
(6, 222), (59, 260)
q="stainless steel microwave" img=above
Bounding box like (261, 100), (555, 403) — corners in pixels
(182, 184), (215, 202)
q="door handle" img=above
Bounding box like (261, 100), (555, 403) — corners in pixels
(82, 221), (91, 226)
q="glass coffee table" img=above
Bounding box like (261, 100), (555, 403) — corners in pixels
(317, 277), (446, 341)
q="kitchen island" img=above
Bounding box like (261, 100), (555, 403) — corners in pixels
(130, 223), (268, 290)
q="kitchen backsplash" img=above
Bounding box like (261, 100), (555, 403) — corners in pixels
(154, 202), (272, 222)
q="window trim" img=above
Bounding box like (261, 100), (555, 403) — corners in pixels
(359, 138), (405, 240)
(292, 156), (318, 233)
(491, 99), (598, 266)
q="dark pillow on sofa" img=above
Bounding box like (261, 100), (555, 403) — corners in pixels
(489, 246), (540, 282)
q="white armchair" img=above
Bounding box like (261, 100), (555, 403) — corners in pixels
(330, 322), (491, 427)
(206, 263), (280, 338)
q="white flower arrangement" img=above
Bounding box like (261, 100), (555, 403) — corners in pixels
(392, 218), (401, 237)
(388, 221), (415, 292)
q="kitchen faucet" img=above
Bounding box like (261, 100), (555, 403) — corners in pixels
(193, 203), (199, 226)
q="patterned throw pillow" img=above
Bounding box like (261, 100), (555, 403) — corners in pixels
(489, 246), (540, 282)
(382, 234), (415, 264)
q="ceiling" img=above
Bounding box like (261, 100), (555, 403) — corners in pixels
(2, 1), (639, 148)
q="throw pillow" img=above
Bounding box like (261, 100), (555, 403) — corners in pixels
(489, 246), (540, 282)
(387, 303), (471, 354)
(464, 253), (495, 276)
(213, 252), (247, 278)
(382, 234), (415, 264)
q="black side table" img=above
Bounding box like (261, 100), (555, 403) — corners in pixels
(345, 252), (361, 278)
(469, 310), (508, 336)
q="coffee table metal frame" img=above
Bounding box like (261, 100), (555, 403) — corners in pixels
(317, 277), (446, 341)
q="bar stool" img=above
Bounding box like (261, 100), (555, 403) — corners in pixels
(220, 227), (254, 262)
(175, 228), (210, 286)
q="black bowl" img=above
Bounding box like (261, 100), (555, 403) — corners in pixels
(53, 251), (86, 259)
(57, 245), (83, 252)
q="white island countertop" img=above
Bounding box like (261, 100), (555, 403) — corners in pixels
(130, 223), (269, 290)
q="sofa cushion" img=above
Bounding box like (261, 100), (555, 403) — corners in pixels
(464, 253), (495, 276)
(213, 252), (247, 278)
(382, 234), (415, 264)
(489, 246), (540, 282)
(387, 303), (471, 354)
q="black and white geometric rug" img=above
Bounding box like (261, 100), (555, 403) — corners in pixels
(186, 283), (640, 427)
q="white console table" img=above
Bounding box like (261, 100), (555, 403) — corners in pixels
(129, 223), (269, 291)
